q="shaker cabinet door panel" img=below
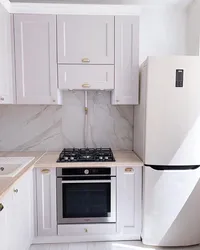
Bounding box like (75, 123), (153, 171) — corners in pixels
(0, 4), (14, 104)
(0, 193), (11, 250)
(112, 16), (139, 105)
(36, 168), (57, 236)
(117, 166), (142, 237)
(57, 15), (114, 64)
(7, 171), (33, 250)
(14, 14), (58, 104)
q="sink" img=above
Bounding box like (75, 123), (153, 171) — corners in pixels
(0, 157), (35, 177)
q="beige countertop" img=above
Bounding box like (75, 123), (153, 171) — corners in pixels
(0, 152), (45, 199)
(0, 150), (143, 200)
(35, 151), (143, 168)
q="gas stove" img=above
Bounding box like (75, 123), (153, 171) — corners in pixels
(57, 148), (115, 162)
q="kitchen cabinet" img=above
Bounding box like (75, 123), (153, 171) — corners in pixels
(57, 15), (114, 65)
(0, 192), (11, 250)
(7, 170), (34, 250)
(0, 170), (33, 250)
(58, 65), (114, 90)
(36, 168), (57, 236)
(117, 166), (142, 237)
(0, 3), (14, 104)
(112, 16), (139, 105)
(14, 14), (62, 105)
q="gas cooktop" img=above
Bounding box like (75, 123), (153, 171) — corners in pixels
(57, 148), (115, 162)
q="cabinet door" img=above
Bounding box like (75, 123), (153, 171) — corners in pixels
(0, 193), (11, 250)
(14, 14), (59, 104)
(57, 15), (114, 64)
(58, 65), (114, 90)
(36, 168), (57, 236)
(112, 16), (139, 105)
(0, 4), (14, 104)
(117, 167), (142, 237)
(7, 171), (33, 250)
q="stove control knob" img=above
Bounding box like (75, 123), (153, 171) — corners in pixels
(99, 156), (103, 160)
(105, 156), (108, 160)
(71, 157), (74, 160)
(84, 169), (89, 175)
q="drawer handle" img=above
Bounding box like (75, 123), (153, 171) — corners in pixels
(82, 83), (90, 88)
(13, 189), (19, 193)
(125, 168), (134, 173)
(84, 228), (88, 233)
(82, 58), (90, 63)
(41, 169), (50, 174)
(0, 203), (4, 212)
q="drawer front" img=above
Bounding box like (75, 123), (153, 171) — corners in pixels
(58, 224), (116, 236)
(58, 65), (114, 90)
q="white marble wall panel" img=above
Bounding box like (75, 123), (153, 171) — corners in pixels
(0, 92), (133, 151)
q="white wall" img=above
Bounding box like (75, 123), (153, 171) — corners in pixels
(140, 6), (187, 64)
(187, 0), (200, 55)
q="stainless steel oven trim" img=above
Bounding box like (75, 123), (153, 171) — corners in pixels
(56, 167), (116, 177)
(57, 174), (116, 224)
(61, 180), (113, 184)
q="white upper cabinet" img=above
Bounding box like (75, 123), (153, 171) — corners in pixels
(57, 15), (114, 64)
(14, 14), (61, 105)
(112, 16), (139, 105)
(0, 4), (14, 104)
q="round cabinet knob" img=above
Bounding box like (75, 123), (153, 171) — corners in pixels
(84, 169), (89, 175)
(0, 97), (4, 101)
(0, 167), (4, 171)
(0, 203), (4, 212)
(13, 189), (19, 193)
(116, 100), (120, 103)
(84, 228), (88, 233)
(52, 100), (56, 103)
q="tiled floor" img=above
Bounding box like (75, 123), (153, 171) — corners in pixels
(30, 241), (200, 250)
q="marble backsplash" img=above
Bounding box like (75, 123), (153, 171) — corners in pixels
(0, 91), (133, 151)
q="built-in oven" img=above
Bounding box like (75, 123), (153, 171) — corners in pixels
(56, 167), (116, 224)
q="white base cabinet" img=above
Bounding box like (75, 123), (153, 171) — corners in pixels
(36, 168), (57, 236)
(0, 170), (33, 250)
(117, 166), (142, 237)
(35, 166), (142, 243)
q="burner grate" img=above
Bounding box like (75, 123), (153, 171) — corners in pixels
(57, 148), (115, 163)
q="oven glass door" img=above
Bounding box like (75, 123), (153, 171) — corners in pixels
(57, 179), (116, 224)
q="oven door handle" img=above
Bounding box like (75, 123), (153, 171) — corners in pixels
(61, 180), (113, 184)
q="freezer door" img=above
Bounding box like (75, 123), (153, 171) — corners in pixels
(143, 166), (200, 247)
(145, 56), (200, 165)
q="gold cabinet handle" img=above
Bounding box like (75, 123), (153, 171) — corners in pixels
(82, 83), (90, 88)
(41, 169), (50, 174)
(82, 58), (90, 63)
(13, 188), (19, 193)
(125, 168), (134, 173)
(0, 203), (4, 212)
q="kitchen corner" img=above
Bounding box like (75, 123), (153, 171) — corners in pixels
(0, 150), (142, 199)
(0, 150), (143, 247)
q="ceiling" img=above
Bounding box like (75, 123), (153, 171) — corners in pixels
(8, 0), (194, 6)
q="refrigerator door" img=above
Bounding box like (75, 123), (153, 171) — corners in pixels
(145, 56), (200, 166)
(143, 166), (200, 247)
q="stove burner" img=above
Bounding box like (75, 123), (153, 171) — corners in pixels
(57, 148), (115, 163)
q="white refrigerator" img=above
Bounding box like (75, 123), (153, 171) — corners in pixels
(134, 56), (200, 247)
